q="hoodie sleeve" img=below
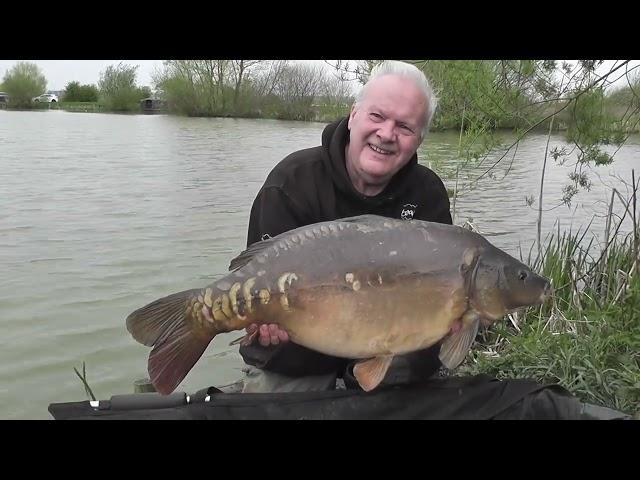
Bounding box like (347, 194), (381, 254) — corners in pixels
(432, 173), (453, 225)
(432, 193), (453, 225)
(414, 170), (453, 226)
(245, 186), (304, 247)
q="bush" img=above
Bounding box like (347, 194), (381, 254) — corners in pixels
(63, 81), (99, 102)
(458, 218), (640, 415)
(2, 61), (47, 108)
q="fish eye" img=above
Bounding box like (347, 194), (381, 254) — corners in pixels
(518, 271), (528, 281)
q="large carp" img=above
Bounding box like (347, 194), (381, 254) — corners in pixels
(126, 215), (552, 395)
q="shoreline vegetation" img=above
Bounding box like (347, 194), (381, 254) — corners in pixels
(8, 102), (640, 136)
(2, 60), (639, 135)
(458, 174), (640, 416)
(5, 98), (640, 133)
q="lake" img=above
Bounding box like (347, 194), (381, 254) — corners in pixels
(1, 109), (638, 419)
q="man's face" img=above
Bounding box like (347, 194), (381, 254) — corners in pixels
(346, 75), (427, 189)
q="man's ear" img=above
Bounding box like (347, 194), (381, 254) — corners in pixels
(347, 104), (357, 130)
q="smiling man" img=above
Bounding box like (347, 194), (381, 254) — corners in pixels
(237, 60), (454, 393)
(345, 72), (431, 196)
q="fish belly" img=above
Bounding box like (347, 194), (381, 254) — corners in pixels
(276, 277), (468, 359)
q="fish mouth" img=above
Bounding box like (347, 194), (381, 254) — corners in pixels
(480, 317), (493, 328)
(540, 282), (554, 302)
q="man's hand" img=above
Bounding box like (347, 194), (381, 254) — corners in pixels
(246, 323), (290, 347)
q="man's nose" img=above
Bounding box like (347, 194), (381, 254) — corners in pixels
(377, 120), (396, 142)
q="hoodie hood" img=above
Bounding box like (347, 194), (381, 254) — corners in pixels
(321, 117), (419, 207)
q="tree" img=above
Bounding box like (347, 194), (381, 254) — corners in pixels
(139, 86), (152, 99)
(2, 61), (47, 108)
(154, 60), (234, 116)
(272, 63), (326, 120)
(419, 60), (637, 251)
(230, 60), (263, 111)
(63, 81), (99, 102)
(325, 60), (380, 85)
(605, 68), (640, 134)
(252, 60), (289, 98)
(98, 62), (145, 111)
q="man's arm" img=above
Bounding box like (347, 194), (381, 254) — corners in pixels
(422, 174), (453, 225)
(245, 185), (306, 247)
(239, 185), (300, 368)
(435, 202), (453, 225)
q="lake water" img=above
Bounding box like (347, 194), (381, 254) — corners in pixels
(1, 109), (638, 419)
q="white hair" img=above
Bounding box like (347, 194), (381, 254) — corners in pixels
(355, 60), (438, 139)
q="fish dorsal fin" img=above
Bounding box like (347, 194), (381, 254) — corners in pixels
(228, 216), (389, 271)
(438, 313), (480, 370)
(228, 237), (278, 271)
(337, 214), (387, 224)
(353, 355), (394, 392)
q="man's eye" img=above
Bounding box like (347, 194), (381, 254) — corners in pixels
(369, 112), (383, 120)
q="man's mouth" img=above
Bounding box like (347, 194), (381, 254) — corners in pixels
(368, 143), (394, 155)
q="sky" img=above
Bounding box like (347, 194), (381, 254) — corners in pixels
(0, 59), (638, 93)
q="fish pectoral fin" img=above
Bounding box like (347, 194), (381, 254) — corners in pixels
(353, 355), (394, 392)
(228, 329), (258, 347)
(438, 316), (480, 370)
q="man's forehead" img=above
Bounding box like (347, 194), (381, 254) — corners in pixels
(366, 74), (424, 95)
(360, 77), (427, 121)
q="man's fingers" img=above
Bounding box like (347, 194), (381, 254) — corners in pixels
(246, 323), (258, 334)
(277, 330), (289, 342)
(248, 323), (289, 346)
(257, 324), (270, 346)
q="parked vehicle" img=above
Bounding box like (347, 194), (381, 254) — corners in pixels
(32, 93), (58, 103)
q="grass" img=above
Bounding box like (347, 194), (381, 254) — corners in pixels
(458, 177), (640, 415)
(58, 102), (104, 112)
(73, 361), (97, 401)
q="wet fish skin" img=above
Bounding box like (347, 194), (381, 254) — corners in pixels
(126, 215), (552, 394)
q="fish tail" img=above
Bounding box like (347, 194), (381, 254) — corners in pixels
(126, 288), (220, 395)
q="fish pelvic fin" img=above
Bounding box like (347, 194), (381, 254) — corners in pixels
(438, 314), (480, 370)
(126, 288), (218, 395)
(353, 355), (394, 392)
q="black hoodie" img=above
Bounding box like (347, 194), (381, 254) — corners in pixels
(239, 117), (453, 381)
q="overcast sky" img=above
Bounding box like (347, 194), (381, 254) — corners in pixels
(0, 60), (637, 93)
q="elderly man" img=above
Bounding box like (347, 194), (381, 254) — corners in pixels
(239, 60), (452, 393)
